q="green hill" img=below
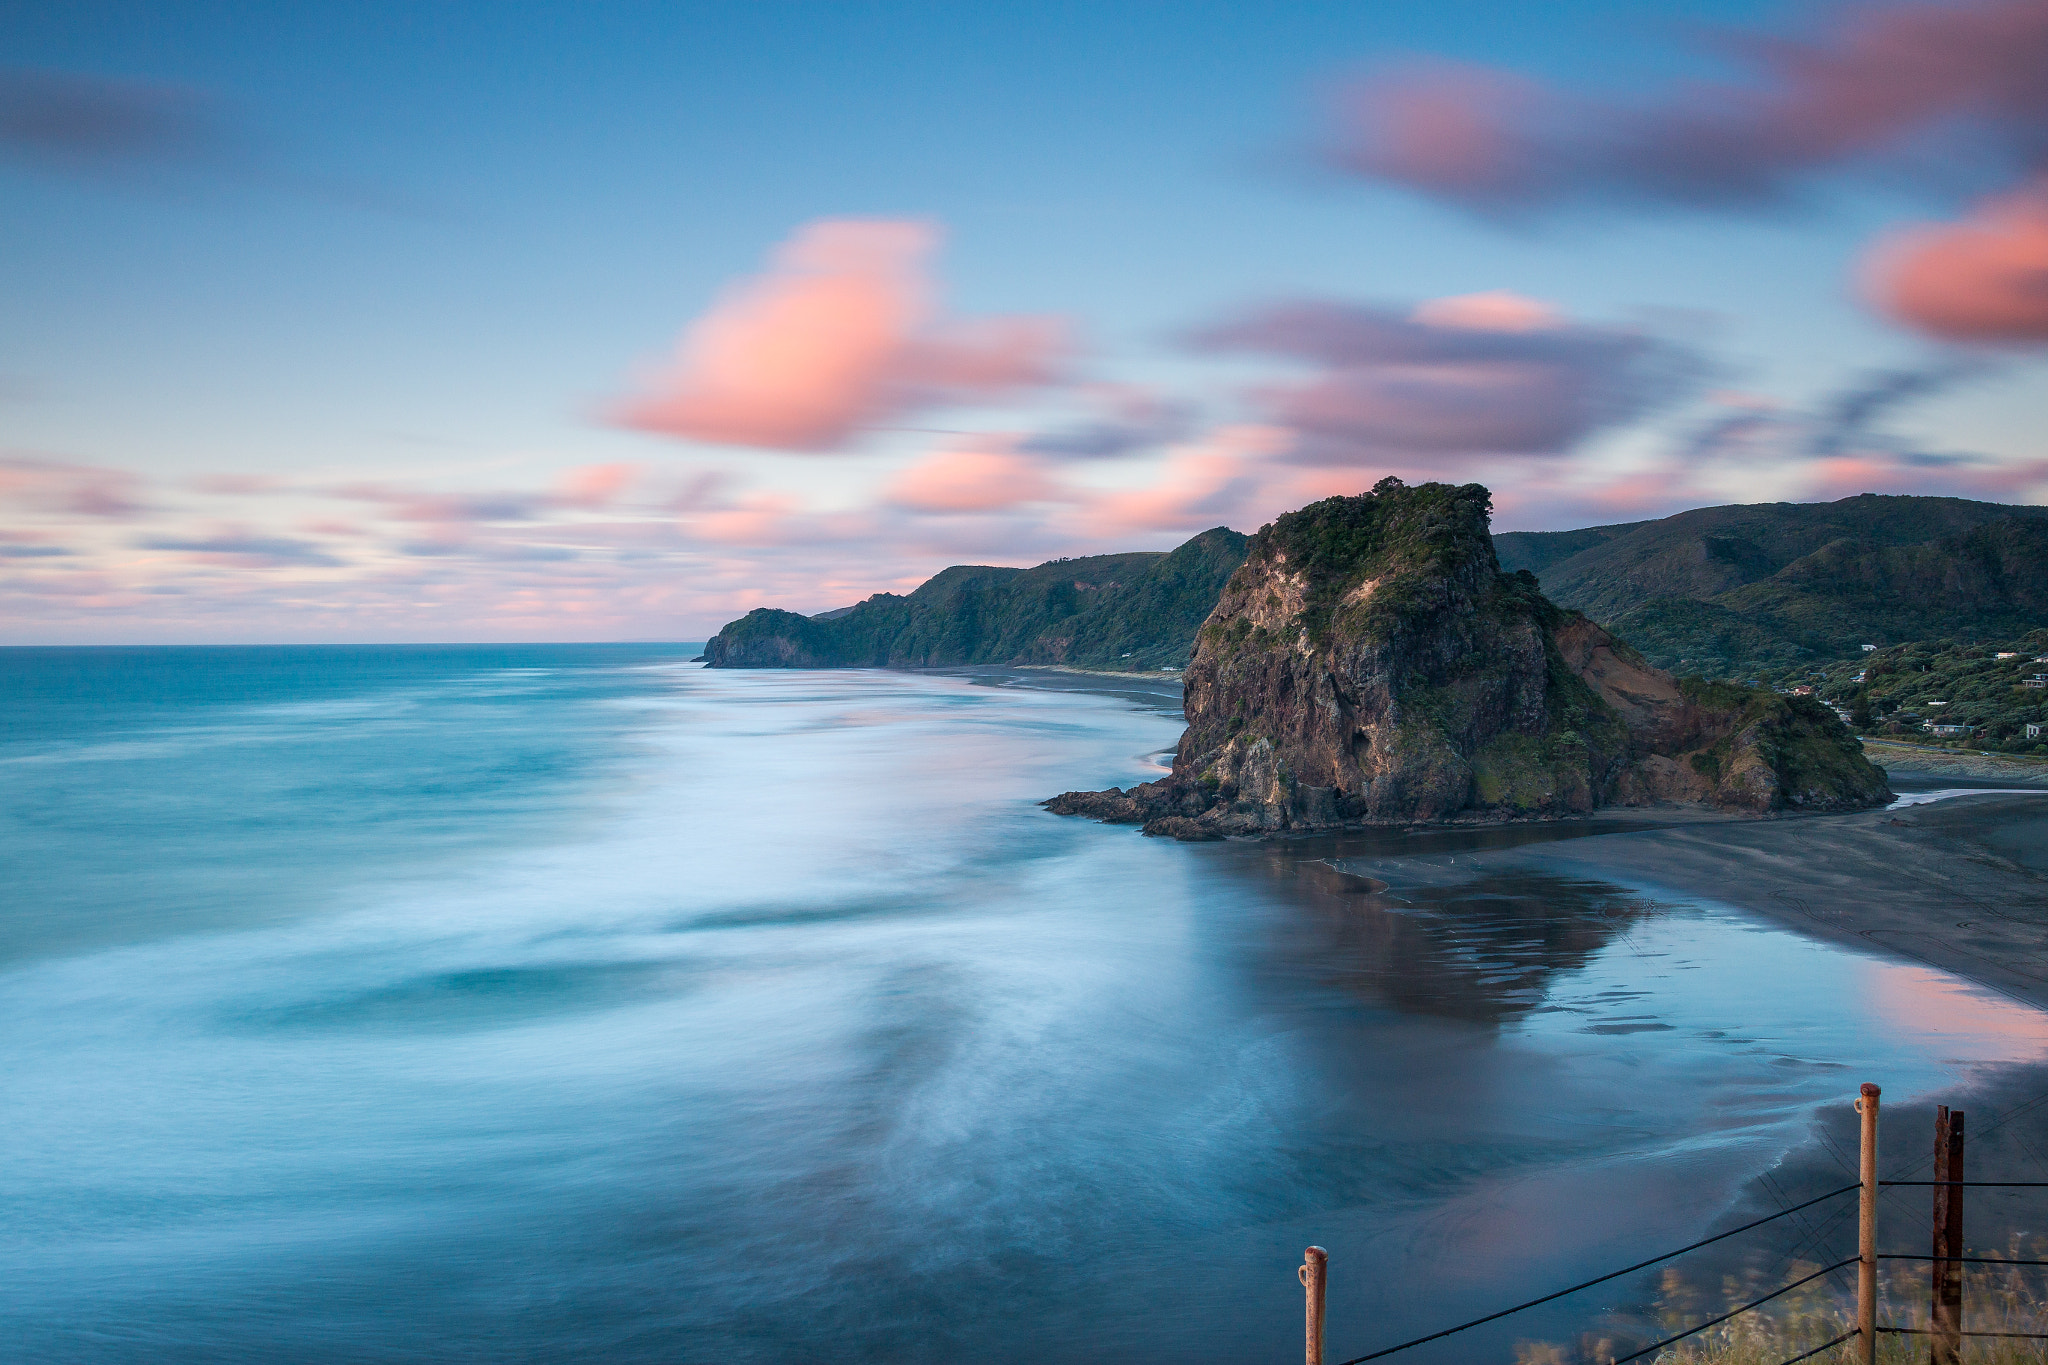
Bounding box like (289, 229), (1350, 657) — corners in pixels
(702, 526), (1250, 670)
(1495, 494), (2048, 678)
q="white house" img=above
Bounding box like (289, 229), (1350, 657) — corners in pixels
(2029, 722), (2045, 740)
(1925, 721), (1976, 737)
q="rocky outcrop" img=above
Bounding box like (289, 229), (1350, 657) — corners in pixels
(1046, 480), (1891, 838)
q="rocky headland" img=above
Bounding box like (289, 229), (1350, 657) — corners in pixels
(1047, 480), (1892, 839)
(702, 527), (1248, 670)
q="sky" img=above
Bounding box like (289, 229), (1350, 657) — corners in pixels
(2, 0), (2045, 643)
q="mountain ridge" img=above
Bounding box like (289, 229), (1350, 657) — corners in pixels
(1495, 493), (2048, 676)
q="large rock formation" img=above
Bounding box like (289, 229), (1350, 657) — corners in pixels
(1047, 480), (1892, 838)
(703, 527), (1248, 671)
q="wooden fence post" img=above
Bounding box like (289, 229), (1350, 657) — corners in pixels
(1857, 1082), (1881, 1365)
(1930, 1108), (1965, 1365)
(1301, 1245), (1328, 1365)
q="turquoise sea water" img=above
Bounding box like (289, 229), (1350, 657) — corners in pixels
(3, 646), (2044, 1363)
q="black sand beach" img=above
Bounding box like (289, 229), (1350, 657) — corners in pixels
(1330, 789), (2048, 1012)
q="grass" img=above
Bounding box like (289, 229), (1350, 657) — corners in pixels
(1512, 1243), (2048, 1364)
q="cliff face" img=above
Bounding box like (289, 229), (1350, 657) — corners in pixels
(702, 527), (1249, 670)
(1048, 481), (1891, 838)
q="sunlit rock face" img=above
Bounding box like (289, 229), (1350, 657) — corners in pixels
(1046, 479), (1891, 838)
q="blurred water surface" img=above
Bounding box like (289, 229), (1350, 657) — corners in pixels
(3, 646), (2043, 1363)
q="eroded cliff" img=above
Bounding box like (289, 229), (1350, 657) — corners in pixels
(1047, 480), (1891, 838)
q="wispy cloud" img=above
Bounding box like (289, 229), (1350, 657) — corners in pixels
(0, 67), (234, 176)
(1315, 0), (2048, 347)
(1321, 0), (2048, 216)
(1, 456), (151, 518)
(138, 532), (345, 567)
(1189, 291), (1704, 464)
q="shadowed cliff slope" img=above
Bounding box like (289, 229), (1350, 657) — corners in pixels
(702, 527), (1249, 670)
(1495, 494), (2048, 676)
(1048, 481), (1891, 838)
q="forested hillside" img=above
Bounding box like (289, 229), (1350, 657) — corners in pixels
(703, 527), (1249, 670)
(1494, 494), (2048, 677)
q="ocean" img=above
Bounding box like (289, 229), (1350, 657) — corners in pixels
(4, 645), (2044, 1363)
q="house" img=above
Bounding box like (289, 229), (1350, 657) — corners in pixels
(1998, 652), (2021, 659)
(1852, 671), (1867, 683)
(2025, 676), (2047, 690)
(2029, 722), (2045, 740)
(1924, 721), (1976, 737)
(1862, 644), (1877, 652)
(1791, 685), (1815, 696)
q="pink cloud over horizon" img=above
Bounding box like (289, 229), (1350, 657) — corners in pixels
(612, 219), (1067, 451)
(1077, 427), (1291, 538)
(1, 455), (150, 518)
(886, 445), (1059, 514)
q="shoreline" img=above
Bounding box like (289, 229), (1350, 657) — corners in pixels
(1858, 737), (2048, 785)
(965, 671), (2048, 1012)
(1338, 790), (2048, 1012)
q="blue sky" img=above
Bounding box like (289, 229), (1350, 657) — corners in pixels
(3, 0), (2044, 641)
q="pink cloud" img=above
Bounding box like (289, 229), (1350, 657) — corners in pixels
(1190, 293), (1699, 463)
(688, 497), (815, 548)
(612, 219), (1067, 451)
(1411, 290), (1562, 332)
(0, 456), (149, 518)
(1861, 182), (2048, 342)
(1324, 0), (2048, 214)
(1077, 428), (1287, 538)
(886, 445), (1059, 513)
(554, 462), (637, 507)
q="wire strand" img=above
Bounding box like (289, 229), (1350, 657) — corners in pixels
(1329, 1186), (1860, 1365)
(1605, 1259), (1860, 1365)
(1771, 1328), (1855, 1364)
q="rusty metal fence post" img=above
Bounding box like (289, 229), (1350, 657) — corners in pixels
(1930, 1107), (1965, 1365)
(1857, 1082), (1881, 1365)
(1301, 1245), (1328, 1365)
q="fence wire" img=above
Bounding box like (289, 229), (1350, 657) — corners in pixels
(1330, 1185), (1859, 1364)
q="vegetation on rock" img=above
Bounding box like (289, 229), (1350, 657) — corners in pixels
(1495, 494), (2048, 679)
(702, 527), (1249, 670)
(1047, 480), (1891, 837)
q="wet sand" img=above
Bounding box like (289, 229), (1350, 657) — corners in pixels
(1861, 739), (2048, 785)
(1337, 788), (2048, 1012)
(978, 662), (2048, 1015)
